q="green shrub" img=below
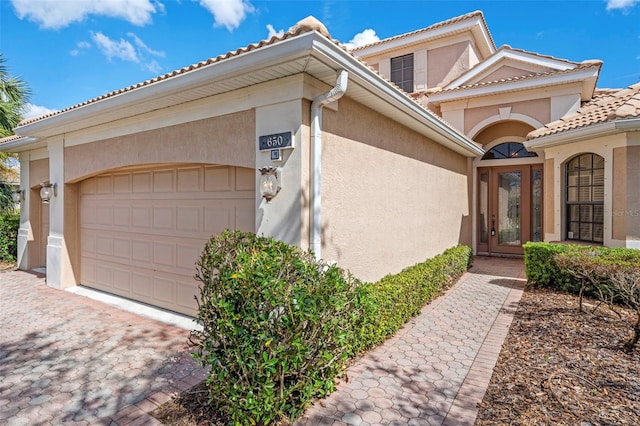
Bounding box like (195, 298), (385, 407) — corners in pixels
(189, 230), (361, 425)
(0, 213), (19, 263)
(553, 247), (640, 349)
(523, 242), (578, 291)
(355, 244), (472, 352)
(190, 232), (472, 424)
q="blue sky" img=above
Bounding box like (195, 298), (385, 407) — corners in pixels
(1, 0), (639, 119)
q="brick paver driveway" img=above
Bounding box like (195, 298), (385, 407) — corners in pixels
(0, 270), (206, 424)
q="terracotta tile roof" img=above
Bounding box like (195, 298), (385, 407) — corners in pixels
(527, 82), (640, 140)
(428, 61), (602, 96)
(350, 10), (496, 53)
(494, 45), (581, 66)
(0, 134), (29, 145)
(17, 17), (335, 127)
(14, 15), (466, 146)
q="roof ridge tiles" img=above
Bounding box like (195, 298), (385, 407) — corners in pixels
(432, 62), (601, 95)
(17, 20), (334, 128)
(349, 10), (494, 52)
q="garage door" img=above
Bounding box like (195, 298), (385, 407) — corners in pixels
(80, 164), (255, 316)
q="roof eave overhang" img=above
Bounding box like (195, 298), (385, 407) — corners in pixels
(524, 118), (640, 151)
(353, 15), (495, 60)
(429, 67), (600, 106)
(14, 33), (320, 138)
(11, 31), (483, 158)
(310, 36), (484, 157)
(0, 136), (43, 153)
(444, 49), (576, 89)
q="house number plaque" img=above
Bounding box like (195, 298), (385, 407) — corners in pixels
(259, 131), (293, 151)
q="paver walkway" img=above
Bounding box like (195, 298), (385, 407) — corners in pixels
(1, 256), (524, 425)
(296, 256), (526, 426)
(0, 269), (206, 425)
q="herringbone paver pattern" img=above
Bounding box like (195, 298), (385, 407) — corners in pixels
(296, 257), (525, 426)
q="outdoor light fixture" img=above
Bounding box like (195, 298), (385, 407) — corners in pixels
(39, 182), (57, 204)
(11, 189), (25, 204)
(259, 167), (281, 202)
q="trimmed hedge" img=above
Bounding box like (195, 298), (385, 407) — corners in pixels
(0, 213), (19, 263)
(523, 242), (579, 292)
(524, 241), (640, 293)
(355, 244), (472, 352)
(190, 230), (472, 425)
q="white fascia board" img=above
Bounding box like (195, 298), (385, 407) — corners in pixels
(354, 16), (493, 59)
(15, 33), (319, 138)
(445, 50), (575, 89)
(615, 117), (640, 131)
(431, 67), (599, 104)
(523, 122), (619, 151)
(312, 37), (484, 157)
(0, 137), (44, 153)
(525, 118), (640, 151)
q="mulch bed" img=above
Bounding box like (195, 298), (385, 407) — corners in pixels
(475, 286), (640, 425)
(152, 286), (640, 425)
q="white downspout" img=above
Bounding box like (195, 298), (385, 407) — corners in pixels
(310, 69), (348, 261)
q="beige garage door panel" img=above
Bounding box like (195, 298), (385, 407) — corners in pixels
(80, 165), (255, 316)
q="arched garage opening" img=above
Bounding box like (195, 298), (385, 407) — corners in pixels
(78, 163), (255, 316)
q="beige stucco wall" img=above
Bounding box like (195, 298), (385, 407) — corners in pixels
(427, 41), (473, 88)
(64, 110), (256, 183)
(544, 158), (555, 236)
(479, 66), (533, 84)
(319, 96), (470, 282)
(464, 99), (550, 137)
(622, 144), (640, 244)
(612, 147), (627, 241)
(474, 121), (536, 146)
(539, 132), (630, 246)
(28, 158), (49, 268)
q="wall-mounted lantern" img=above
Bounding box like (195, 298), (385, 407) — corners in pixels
(259, 167), (281, 202)
(40, 182), (57, 204)
(11, 189), (25, 204)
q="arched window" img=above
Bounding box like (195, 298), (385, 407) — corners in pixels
(481, 142), (538, 160)
(566, 153), (604, 243)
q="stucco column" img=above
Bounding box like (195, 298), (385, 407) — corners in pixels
(46, 138), (76, 289)
(254, 100), (304, 247)
(16, 152), (30, 270)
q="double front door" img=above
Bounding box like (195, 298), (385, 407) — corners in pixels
(477, 165), (542, 255)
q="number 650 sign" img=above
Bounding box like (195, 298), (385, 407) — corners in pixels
(259, 132), (293, 151)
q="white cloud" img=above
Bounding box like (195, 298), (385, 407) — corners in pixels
(606, 0), (640, 10)
(266, 24), (284, 39)
(22, 103), (58, 119)
(89, 32), (165, 74)
(198, 0), (255, 31)
(91, 32), (139, 62)
(70, 40), (92, 57)
(343, 29), (380, 50)
(10, 0), (161, 30)
(127, 32), (165, 57)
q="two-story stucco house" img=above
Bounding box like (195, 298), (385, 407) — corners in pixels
(1, 12), (638, 317)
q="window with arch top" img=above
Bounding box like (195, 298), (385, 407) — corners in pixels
(481, 142), (538, 160)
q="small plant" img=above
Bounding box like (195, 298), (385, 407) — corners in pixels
(190, 230), (361, 425)
(0, 212), (19, 263)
